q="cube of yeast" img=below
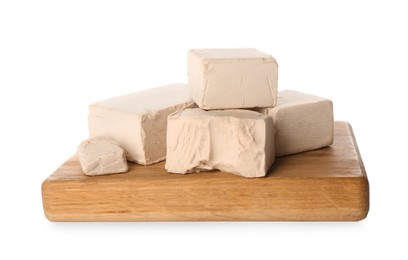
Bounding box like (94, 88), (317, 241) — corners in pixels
(77, 137), (128, 176)
(165, 108), (275, 178)
(88, 83), (196, 165)
(188, 48), (278, 109)
(257, 90), (333, 156)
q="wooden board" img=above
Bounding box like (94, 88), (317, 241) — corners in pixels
(42, 121), (369, 221)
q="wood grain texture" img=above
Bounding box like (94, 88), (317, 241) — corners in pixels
(42, 121), (369, 221)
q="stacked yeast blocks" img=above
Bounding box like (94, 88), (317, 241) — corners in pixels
(86, 48), (333, 178)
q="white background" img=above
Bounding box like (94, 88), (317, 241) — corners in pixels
(1, 0), (407, 259)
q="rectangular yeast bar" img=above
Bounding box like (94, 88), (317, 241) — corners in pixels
(257, 90), (333, 156)
(165, 108), (275, 178)
(188, 48), (278, 109)
(88, 83), (196, 165)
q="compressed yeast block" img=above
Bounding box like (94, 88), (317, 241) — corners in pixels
(88, 83), (196, 165)
(165, 108), (275, 178)
(188, 48), (278, 109)
(77, 137), (128, 176)
(257, 90), (333, 156)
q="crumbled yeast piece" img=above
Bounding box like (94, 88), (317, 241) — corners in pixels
(77, 137), (128, 176)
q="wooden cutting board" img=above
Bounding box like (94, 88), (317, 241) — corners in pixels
(42, 121), (369, 221)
